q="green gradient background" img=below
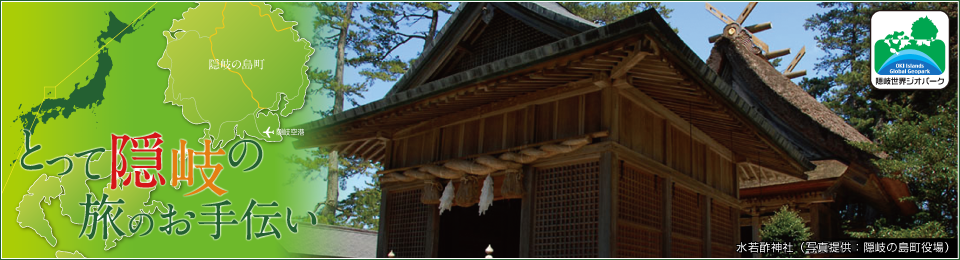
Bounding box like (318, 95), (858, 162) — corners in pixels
(2, 2), (333, 257)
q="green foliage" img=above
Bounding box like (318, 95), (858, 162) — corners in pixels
(760, 206), (812, 258)
(803, 2), (958, 237)
(355, 2), (453, 84)
(798, 76), (831, 100)
(802, 2), (957, 137)
(287, 148), (380, 187)
(850, 96), (958, 235)
(295, 174), (380, 231)
(335, 177), (381, 230)
(307, 2), (371, 115)
(770, 57), (783, 69)
(312, 2), (355, 48)
(559, 2), (672, 25)
(296, 2), (429, 230)
(287, 148), (381, 231)
(847, 219), (949, 238)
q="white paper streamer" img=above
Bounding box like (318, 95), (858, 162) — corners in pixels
(479, 175), (494, 215)
(439, 181), (455, 215)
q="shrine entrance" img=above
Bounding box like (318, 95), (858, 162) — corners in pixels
(438, 199), (522, 258)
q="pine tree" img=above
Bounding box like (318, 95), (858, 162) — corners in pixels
(559, 2), (673, 25)
(802, 2), (958, 237)
(353, 2), (454, 84)
(293, 2), (451, 230)
(760, 206), (812, 258)
(336, 176), (381, 230)
(295, 2), (379, 220)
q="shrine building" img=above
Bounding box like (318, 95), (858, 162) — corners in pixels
(294, 2), (916, 258)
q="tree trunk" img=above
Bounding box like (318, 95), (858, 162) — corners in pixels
(322, 2), (355, 218)
(425, 9), (439, 49)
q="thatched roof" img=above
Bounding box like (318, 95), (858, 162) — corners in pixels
(706, 35), (877, 165)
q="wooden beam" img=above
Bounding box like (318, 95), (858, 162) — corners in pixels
(593, 72), (611, 89)
(296, 136), (376, 150)
(708, 22), (771, 43)
(747, 163), (762, 182)
(360, 140), (382, 158)
(611, 44), (652, 79)
(785, 46), (806, 73)
(744, 22), (772, 33)
(705, 2), (736, 24)
(362, 144), (385, 161)
(614, 143), (740, 207)
(764, 48), (791, 60)
(748, 33), (770, 53)
(394, 78), (596, 137)
(736, 2), (758, 24)
(376, 131), (609, 175)
(620, 87), (735, 160)
(737, 164), (751, 181)
(612, 76), (633, 89)
(348, 138), (375, 157)
(784, 70), (807, 79)
(382, 139), (394, 169)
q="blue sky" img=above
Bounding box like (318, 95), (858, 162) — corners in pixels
(317, 2), (832, 201)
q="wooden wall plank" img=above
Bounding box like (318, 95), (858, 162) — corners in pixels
(410, 135), (425, 165)
(535, 102), (555, 143)
(693, 141), (706, 183)
(483, 115), (504, 153)
(440, 125), (461, 161)
(584, 91), (602, 134)
(557, 96), (581, 139)
(612, 143), (739, 206)
(618, 97), (634, 149)
(463, 119), (480, 155)
(424, 130), (438, 163)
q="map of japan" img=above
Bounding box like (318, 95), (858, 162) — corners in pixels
(158, 2), (314, 149)
(12, 2), (314, 255)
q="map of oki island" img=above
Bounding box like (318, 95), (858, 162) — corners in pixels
(160, 2), (313, 148)
(2, 2), (316, 258)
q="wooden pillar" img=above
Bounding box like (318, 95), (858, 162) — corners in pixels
(733, 205), (741, 255)
(425, 206), (439, 257)
(377, 186), (391, 258)
(599, 152), (616, 257)
(703, 196), (712, 257)
(519, 164), (535, 257)
(831, 202), (842, 241)
(751, 209), (761, 258)
(383, 139), (395, 170)
(809, 203), (820, 242)
(599, 81), (619, 143)
(662, 177), (673, 257)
